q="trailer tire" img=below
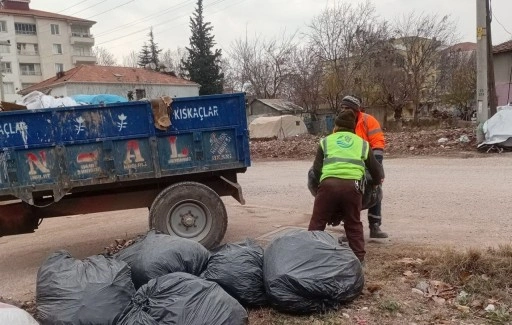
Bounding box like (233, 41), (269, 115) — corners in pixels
(149, 182), (227, 249)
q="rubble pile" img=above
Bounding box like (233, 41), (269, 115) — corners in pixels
(250, 127), (478, 160)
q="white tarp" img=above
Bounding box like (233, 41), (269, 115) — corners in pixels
(479, 106), (512, 147)
(249, 115), (308, 139)
(16, 91), (78, 110)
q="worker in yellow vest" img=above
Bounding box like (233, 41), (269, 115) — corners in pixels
(308, 109), (384, 262)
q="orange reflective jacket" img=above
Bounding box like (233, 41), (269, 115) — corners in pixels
(355, 112), (385, 152)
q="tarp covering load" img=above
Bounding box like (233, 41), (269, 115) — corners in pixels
(117, 272), (248, 325)
(264, 230), (364, 314)
(114, 231), (210, 288)
(478, 106), (512, 149)
(36, 250), (135, 325)
(249, 115), (308, 139)
(71, 94), (128, 105)
(0, 303), (38, 325)
(201, 239), (267, 306)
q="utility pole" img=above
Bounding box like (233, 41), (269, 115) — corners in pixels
(476, 0), (489, 143)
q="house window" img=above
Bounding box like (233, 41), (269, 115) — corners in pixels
(14, 23), (36, 35)
(17, 43), (39, 55)
(1, 62), (12, 73)
(19, 63), (41, 76)
(53, 44), (62, 55)
(135, 89), (146, 100)
(51, 24), (60, 35)
(0, 44), (9, 53)
(0, 21), (6, 33)
(55, 63), (64, 73)
(2, 82), (14, 94)
(21, 83), (35, 90)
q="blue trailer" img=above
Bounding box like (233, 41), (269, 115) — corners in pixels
(0, 93), (250, 248)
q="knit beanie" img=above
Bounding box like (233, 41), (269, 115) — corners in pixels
(335, 109), (356, 130)
(341, 95), (361, 111)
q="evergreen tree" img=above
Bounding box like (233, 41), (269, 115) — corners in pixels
(181, 0), (224, 95)
(138, 43), (151, 68)
(148, 27), (162, 70)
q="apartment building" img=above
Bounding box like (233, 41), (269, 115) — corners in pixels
(0, 0), (96, 102)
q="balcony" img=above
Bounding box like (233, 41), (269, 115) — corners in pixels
(70, 33), (95, 45)
(72, 54), (96, 65)
(20, 70), (41, 76)
(17, 50), (39, 56)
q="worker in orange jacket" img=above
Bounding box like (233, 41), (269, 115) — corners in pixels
(340, 95), (388, 238)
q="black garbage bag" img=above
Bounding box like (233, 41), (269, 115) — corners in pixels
(36, 250), (135, 325)
(201, 239), (266, 306)
(264, 230), (364, 314)
(117, 272), (248, 325)
(115, 230), (210, 288)
(307, 166), (382, 210)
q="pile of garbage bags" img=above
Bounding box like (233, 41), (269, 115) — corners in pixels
(35, 229), (364, 324)
(264, 230), (364, 314)
(114, 231), (210, 288)
(118, 272), (248, 325)
(36, 251), (135, 325)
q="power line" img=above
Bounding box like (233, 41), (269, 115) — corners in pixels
(96, 0), (235, 48)
(94, 0), (194, 38)
(57, 0), (93, 14)
(492, 13), (512, 37)
(85, 0), (137, 19)
(69, 0), (108, 16)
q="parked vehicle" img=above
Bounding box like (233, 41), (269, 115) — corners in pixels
(0, 93), (250, 248)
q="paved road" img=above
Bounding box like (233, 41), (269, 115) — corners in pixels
(1, 156), (512, 301)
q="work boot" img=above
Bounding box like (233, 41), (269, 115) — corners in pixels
(369, 223), (388, 238)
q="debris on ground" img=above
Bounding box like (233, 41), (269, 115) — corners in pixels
(103, 238), (139, 256)
(250, 127), (480, 160)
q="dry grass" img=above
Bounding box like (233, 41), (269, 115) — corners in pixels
(248, 243), (512, 324)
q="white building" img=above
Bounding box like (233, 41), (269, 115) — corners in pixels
(19, 65), (200, 99)
(0, 0), (96, 102)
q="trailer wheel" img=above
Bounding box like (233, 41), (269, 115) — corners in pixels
(149, 182), (227, 249)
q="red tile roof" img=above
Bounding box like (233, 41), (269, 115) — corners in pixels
(20, 65), (199, 95)
(445, 42), (477, 52)
(493, 40), (512, 54)
(0, 7), (95, 24)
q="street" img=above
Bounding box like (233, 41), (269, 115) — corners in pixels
(1, 156), (512, 301)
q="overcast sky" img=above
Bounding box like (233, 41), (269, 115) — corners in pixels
(33, 0), (512, 63)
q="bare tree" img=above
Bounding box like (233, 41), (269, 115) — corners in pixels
(307, 0), (388, 111)
(368, 42), (412, 121)
(392, 12), (457, 121)
(93, 46), (118, 66)
(288, 45), (324, 117)
(122, 50), (139, 68)
(228, 31), (297, 99)
(438, 49), (476, 120)
(159, 47), (187, 77)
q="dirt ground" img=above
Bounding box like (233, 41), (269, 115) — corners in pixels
(250, 126), (480, 160)
(1, 155), (512, 324)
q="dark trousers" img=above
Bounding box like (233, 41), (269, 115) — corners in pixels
(368, 155), (383, 225)
(308, 178), (365, 261)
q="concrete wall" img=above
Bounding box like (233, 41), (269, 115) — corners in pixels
(51, 83), (200, 99)
(494, 52), (512, 83)
(249, 101), (280, 116)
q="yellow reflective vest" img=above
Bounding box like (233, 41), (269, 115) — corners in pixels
(320, 131), (369, 182)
